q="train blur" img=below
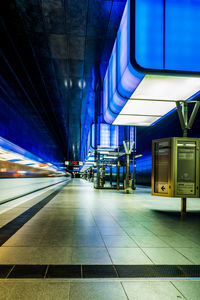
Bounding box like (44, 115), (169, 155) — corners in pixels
(0, 161), (70, 204)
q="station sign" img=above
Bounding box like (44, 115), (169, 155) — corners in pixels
(65, 161), (83, 166)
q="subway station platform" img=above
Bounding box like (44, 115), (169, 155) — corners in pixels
(0, 179), (200, 299)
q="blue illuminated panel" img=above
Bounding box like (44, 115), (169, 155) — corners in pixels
(91, 124), (95, 149)
(103, 0), (200, 126)
(165, 0), (200, 72)
(135, 0), (163, 69)
(134, 0), (200, 73)
(103, 69), (116, 124)
(110, 125), (119, 148)
(104, 1), (143, 124)
(100, 124), (110, 148)
(117, 1), (143, 99)
(89, 123), (119, 150)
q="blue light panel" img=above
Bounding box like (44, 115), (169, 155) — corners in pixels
(135, 0), (164, 69)
(165, 0), (200, 72)
(110, 125), (119, 148)
(135, 0), (200, 72)
(103, 0), (200, 126)
(117, 1), (143, 98)
(100, 124), (110, 148)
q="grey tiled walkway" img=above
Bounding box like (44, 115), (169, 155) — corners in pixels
(0, 179), (199, 265)
(0, 279), (200, 300)
(0, 179), (200, 299)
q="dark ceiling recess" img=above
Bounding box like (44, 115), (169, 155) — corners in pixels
(0, 0), (126, 162)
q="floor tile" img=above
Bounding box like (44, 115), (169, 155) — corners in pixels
(46, 265), (81, 278)
(70, 282), (128, 300)
(71, 234), (104, 247)
(0, 281), (70, 300)
(126, 228), (155, 236)
(71, 247), (112, 264)
(83, 265), (117, 278)
(142, 248), (193, 265)
(160, 236), (200, 248)
(175, 248), (200, 264)
(8, 265), (47, 278)
(103, 235), (139, 247)
(39, 237), (73, 247)
(2, 234), (42, 247)
(0, 265), (13, 278)
(179, 265), (200, 277)
(133, 236), (170, 248)
(122, 281), (184, 300)
(149, 265), (184, 277)
(144, 228), (176, 236)
(172, 280), (200, 300)
(0, 247), (39, 264)
(99, 227), (127, 236)
(116, 265), (150, 278)
(108, 248), (153, 265)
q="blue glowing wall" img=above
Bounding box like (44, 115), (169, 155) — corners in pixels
(136, 154), (152, 186)
(0, 93), (63, 166)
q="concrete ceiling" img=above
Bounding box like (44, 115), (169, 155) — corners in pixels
(0, 0), (126, 162)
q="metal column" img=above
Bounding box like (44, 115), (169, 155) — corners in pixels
(176, 100), (200, 217)
(125, 142), (130, 194)
(96, 152), (101, 188)
(117, 159), (120, 190)
(110, 165), (112, 187)
(102, 164), (105, 187)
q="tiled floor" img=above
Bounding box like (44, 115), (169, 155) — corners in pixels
(0, 279), (200, 300)
(1, 179), (199, 266)
(0, 178), (200, 299)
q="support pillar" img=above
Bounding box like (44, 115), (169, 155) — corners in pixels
(123, 162), (125, 189)
(102, 164), (105, 188)
(110, 165), (112, 187)
(125, 148), (130, 194)
(96, 152), (100, 188)
(117, 159), (120, 190)
(181, 197), (187, 219)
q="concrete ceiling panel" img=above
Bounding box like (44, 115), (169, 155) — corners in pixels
(68, 0), (88, 36)
(69, 60), (84, 77)
(42, 0), (66, 34)
(69, 37), (85, 60)
(16, 0), (45, 33)
(87, 0), (112, 37)
(49, 34), (68, 59)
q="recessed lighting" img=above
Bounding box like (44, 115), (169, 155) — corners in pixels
(78, 79), (86, 89)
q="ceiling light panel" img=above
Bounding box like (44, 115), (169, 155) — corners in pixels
(120, 99), (176, 116)
(113, 115), (159, 126)
(131, 75), (200, 101)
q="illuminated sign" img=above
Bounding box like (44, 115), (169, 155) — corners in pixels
(70, 162), (79, 165)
